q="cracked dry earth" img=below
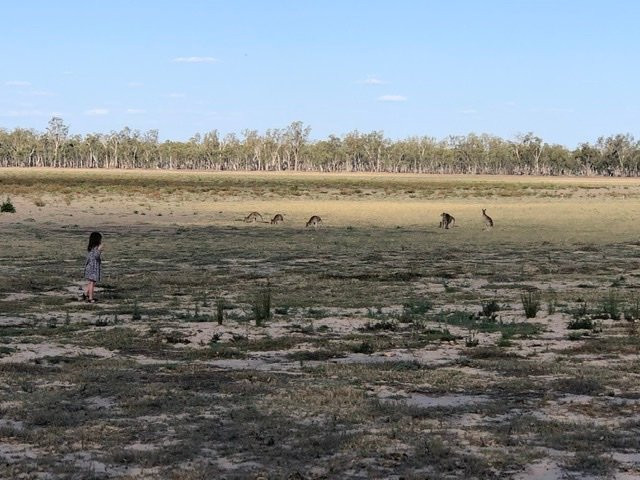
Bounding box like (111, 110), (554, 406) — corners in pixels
(1, 171), (640, 479)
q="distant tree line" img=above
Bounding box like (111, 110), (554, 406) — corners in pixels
(1, 117), (639, 176)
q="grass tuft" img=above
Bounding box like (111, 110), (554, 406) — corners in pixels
(521, 290), (541, 318)
(1, 197), (16, 213)
(253, 285), (272, 326)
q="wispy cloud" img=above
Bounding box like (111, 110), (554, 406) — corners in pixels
(1, 109), (49, 117)
(127, 82), (144, 88)
(172, 56), (217, 63)
(377, 94), (407, 102)
(166, 92), (186, 98)
(360, 75), (387, 85)
(85, 108), (109, 116)
(460, 108), (478, 114)
(5, 80), (31, 87)
(126, 108), (146, 114)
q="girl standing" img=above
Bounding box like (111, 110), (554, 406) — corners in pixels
(84, 232), (103, 303)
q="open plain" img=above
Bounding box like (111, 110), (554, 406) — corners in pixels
(1, 169), (640, 479)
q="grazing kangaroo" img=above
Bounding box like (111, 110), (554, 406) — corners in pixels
(305, 215), (322, 229)
(439, 212), (455, 229)
(482, 209), (494, 229)
(270, 213), (284, 224)
(244, 211), (263, 223)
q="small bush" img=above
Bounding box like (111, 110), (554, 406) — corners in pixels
(600, 289), (620, 320)
(0, 197), (16, 213)
(362, 319), (397, 331)
(131, 300), (142, 321)
(352, 340), (375, 354)
(33, 198), (45, 207)
(215, 298), (225, 325)
(401, 298), (432, 320)
(568, 331), (588, 341)
(253, 286), (272, 326)
(573, 301), (589, 317)
(624, 297), (640, 321)
(480, 300), (500, 319)
(568, 317), (593, 330)
(521, 290), (540, 318)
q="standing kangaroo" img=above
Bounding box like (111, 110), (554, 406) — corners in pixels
(439, 212), (455, 229)
(305, 215), (322, 229)
(244, 211), (263, 223)
(270, 214), (284, 224)
(482, 209), (494, 229)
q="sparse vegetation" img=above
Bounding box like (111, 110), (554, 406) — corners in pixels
(568, 317), (594, 330)
(521, 289), (541, 318)
(0, 197), (16, 213)
(0, 170), (639, 479)
(600, 289), (621, 320)
(253, 285), (272, 326)
(215, 298), (225, 325)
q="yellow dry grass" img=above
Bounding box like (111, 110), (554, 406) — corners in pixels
(2, 168), (640, 244)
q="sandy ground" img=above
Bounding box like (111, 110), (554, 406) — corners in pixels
(1, 170), (640, 479)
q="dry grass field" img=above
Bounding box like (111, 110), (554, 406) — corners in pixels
(1, 168), (640, 479)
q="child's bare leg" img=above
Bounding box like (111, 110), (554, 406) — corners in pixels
(86, 281), (95, 301)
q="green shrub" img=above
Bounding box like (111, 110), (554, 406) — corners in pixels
(215, 298), (225, 325)
(0, 197), (16, 213)
(131, 300), (142, 321)
(401, 298), (432, 320)
(521, 290), (540, 318)
(568, 317), (593, 330)
(481, 300), (500, 319)
(352, 340), (375, 354)
(624, 297), (640, 321)
(600, 289), (620, 320)
(253, 286), (272, 326)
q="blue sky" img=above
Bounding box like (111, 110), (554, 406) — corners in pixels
(1, 0), (638, 147)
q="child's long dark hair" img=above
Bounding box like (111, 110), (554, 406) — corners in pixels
(87, 232), (102, 251)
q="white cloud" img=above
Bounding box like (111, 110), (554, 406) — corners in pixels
(460, 109), (478, 114)
(166, 92), (186, 98)
(5, 80), (31, 87)
(85, 108), (109, 116)
(126, 108), (146, 114)
(1, 109), (47, 117)
(127, 82), (144, 88)
(361, 75), (387, 85)
(377, 94), (407, 102)
(172, 56), (217, 63)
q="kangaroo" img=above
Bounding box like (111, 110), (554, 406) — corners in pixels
(305, 215), (322, 229)
(244, 211), (263, 223)
(482, 209), (494, 229)
(270, 213), (284, 224)
(439, 212), (455, 229)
